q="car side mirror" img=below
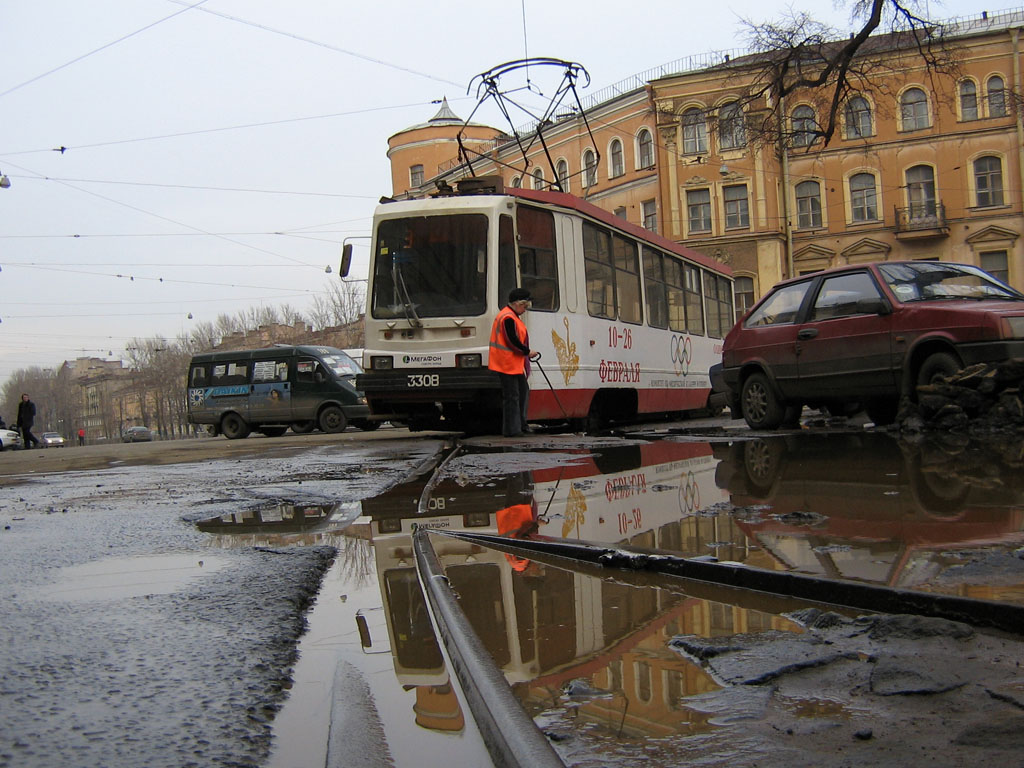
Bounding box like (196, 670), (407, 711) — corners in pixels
(857, 297), (891, 315)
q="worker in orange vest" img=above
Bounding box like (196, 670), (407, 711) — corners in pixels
(488, 288), (534, 437)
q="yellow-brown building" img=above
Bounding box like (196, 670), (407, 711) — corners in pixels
(390, 9), (1024, 307)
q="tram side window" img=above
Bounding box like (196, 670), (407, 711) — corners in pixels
(683, 264), (705, 335)
(703, 272), (734, 338)
(211, 362), (248, 385)
(613, 234), (642, 324)
(642, 246), (669, 329)
(516, 206), (559, 311)
(583, 222), (615, 319)
(663, 256), (688, 332)
(498, 214), (517, 308)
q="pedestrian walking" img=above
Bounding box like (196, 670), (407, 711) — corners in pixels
(16, 393), (40, 449)
(488, 288), (534, 436)
(78, 427), (85, 446)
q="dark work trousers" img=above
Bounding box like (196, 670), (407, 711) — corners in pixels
(498, 372), (529, 436)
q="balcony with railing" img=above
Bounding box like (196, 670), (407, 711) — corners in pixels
(894, 202), (948, 239)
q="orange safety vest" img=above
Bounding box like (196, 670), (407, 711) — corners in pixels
(496, 503), (536, 572)
(488, 305), (528, 375)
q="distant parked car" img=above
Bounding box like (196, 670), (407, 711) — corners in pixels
(122, 426), (153, 443)
(40, 432), (66, 448)
(721, 261), (1024, 429)
(0, 427), (24, 451)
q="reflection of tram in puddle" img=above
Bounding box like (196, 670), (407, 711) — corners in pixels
(714, 433), (1024, 604)
(196, 501), (363, 547)
(364, 441), (803, 739)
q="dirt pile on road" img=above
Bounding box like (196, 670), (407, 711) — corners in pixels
(899, 358), (1024, 435)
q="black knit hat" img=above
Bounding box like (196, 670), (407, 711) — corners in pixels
(508, 288), (532, 303)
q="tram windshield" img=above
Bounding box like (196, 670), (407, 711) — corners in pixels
(371, 214), (489, 319)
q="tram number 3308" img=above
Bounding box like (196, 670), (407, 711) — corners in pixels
(407, 374), (440, 387)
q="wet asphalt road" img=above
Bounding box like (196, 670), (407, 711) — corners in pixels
(0, 429), (450, 768)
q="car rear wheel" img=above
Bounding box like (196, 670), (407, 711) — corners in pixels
(221, 413), (251, 440)
(917, 352), (961, 388)
(865, 398), (899, 426)
(319, 405), (347, 433)
(260, 426), (287, 437)
(741, 372), (786, 430)
(290, 421), (315, 434)
(353, 419), (381, 432)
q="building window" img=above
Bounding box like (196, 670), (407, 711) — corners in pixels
(844, 96), (872, 138)
(795, 180), (822, 229)
(532, 168), (544, 190)
(637, 129), (654, 168)
(583, 149), (597, 187)
(980, 250), (1009, 283)
(682, 108), (707, 154)
(687, 188), (712, 233)
(642, 199), (657, 231)
(734, 276), (755, 322)
(609, 139), (624, 178)
(723, 185), (749, 228)
(409, 164), (424, 187)
(906, 165), (936, 220)
(849, 173), (878, 222)
(988, 75), (1007, 117)
(791, 105), (816, 147)
(555, 159), (569, 193)
(974, 156), (1004, 207)
(960, 80), (978, 120)
(719, 103), (746, 149)
(614, 206), (627, 219)
(900, 87), (930, 131)
(510, 175), (522, 188)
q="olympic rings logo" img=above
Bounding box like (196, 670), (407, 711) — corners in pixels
(678, 470), (700, 513)
(670, 334), (692, 376)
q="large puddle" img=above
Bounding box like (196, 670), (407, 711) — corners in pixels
(194, 430), (1024, 766)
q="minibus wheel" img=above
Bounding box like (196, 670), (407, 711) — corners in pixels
(319, 405), (347, 433)
(221, 413), (251, 440)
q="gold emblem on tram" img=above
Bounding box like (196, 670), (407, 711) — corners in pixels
(551, 317), (580, 386)
(562, 484), (587, 538)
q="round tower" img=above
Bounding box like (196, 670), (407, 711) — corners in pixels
(387, 98), (504, 197)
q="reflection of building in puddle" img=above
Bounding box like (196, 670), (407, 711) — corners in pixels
(195, 501), (363, 548)
(713, 433), (1024, 605)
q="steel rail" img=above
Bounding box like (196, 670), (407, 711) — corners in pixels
(434, 531), (1024, 636)
(412, 528), (566, 768)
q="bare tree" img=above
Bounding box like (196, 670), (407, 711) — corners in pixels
(730, 0), (958, 148)
(309, 281), (366, 330)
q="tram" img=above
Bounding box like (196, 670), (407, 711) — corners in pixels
(350, 177), (734, 432)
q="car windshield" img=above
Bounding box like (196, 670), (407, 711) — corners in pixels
(879, 262), (1021, 302)
(319, 353), (361, 378)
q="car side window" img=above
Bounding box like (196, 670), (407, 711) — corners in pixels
(810, 272), (882, 321)
(744, 282), (812, 327)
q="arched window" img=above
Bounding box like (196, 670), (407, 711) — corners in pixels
(960, 80), (978, 121)
(900, 87), (929, 131)
(849, 173), (878, 222)
(791, 105), (816, 147)
(974, 156), (1004, 207)
(682, 108), (707, 154)
(555, 159), (569, 193)
(583, 149), (597, 187)
(609, 139), (624, 178)
(409, 164), (424, 187)
(906, 165), (936, 220)
(987, 75), (1006, 117)
(844, 96), (872, 138)
(532, 168), (544, 190)
(795, 180), (822, 229)
(718, 102), (746, 149)
(510, 175), (522, 188)
(637, 129), (654, 168)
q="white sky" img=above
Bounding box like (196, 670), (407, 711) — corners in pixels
(0, 0), (999, 385)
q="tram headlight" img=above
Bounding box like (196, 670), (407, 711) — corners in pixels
(456, 353), (482, 368)
(370, 356), (393, 370)
(378, 517), (402, 533)
(463, 512), (490, 527)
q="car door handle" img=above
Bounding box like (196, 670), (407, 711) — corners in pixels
(797, 328), (819, 340)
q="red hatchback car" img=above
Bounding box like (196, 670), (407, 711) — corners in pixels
(721, 261), (1024, 429)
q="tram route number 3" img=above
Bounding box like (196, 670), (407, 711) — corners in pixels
(608, 326), (633, 349)
(406, 374), (440, 387)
